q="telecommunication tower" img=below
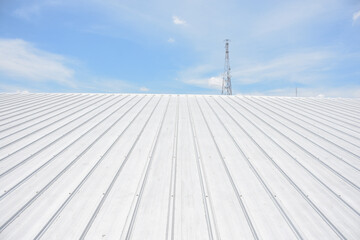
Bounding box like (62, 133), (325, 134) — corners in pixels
(222, 39), (232, 95)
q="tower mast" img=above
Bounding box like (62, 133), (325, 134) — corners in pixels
(222, 39), (232, 95)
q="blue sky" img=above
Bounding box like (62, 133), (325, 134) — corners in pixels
(0, 0), (360, 97)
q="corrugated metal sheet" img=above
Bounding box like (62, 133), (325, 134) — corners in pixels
(0, 93), (359, 239)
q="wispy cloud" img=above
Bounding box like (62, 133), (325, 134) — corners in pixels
(179, 64), (223, 90)
(13, 5), (40, 20)
(0, 82), (34, 93)
(0, 38), (75, 87)
(139, 87), (149, 92)
(184, 76), (222, 90)
(232, 51), (333, 84)
(353, 10), (360, 23)
(6, 0), (360, 96)
(81, 77), (134, 93)
(253, 1), (327, 35)
(249, 86), (360, 98)
(12, 0), (62, 20)
(172, 16), (186, 25)
(180, 50), (339, 94)
(167, 37), (175, 43)
(0, 38), (142, 93)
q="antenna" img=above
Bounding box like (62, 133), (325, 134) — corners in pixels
(222, 39), (232, 95)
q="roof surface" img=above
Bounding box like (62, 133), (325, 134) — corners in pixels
(0, 93), (359, 239)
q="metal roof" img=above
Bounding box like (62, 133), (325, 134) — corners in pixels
(0, 93), (359, 239)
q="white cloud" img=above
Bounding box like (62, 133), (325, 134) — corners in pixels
(139, 87), (149, 92)
(183, 75), (223, 90)
(0, 82), (34, 93)
(353, 10), (360, 22)
(172, 16), (186, 25)
(178, 64), (223, 90)
(167, 37), (175, 43)
(208, 76), (223, 89)
(0, 38), (75, 87)
(0, 38), (142, 93)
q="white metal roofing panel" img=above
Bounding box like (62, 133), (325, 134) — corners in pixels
(0, 93), (359, 239)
